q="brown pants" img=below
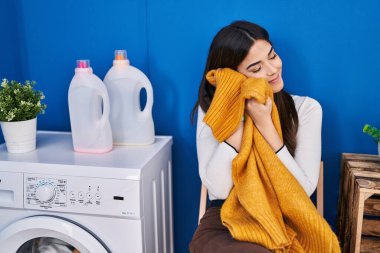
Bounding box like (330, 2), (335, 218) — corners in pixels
(189, 207), (272, 253)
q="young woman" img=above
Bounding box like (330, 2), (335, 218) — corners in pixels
(189, 20), (322, 252)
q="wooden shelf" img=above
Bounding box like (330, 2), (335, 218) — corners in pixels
(338, 153), (380, 253)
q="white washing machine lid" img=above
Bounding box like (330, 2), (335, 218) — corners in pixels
(0, 216), (110, 253)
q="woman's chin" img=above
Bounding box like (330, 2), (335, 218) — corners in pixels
(271, 80), (284, 93)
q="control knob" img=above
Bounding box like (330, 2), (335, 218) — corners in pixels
(35, 184), (56, 202)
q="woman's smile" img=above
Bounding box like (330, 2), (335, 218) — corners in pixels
(269, 74), (280, 84)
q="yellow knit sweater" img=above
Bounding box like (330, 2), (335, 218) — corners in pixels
(203, 68), (341, 253)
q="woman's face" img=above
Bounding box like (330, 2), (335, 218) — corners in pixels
(237, 39), (283, 93)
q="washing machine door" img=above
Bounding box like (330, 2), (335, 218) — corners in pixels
(0, 216), (109, 253)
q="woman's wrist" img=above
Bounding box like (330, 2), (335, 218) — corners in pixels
(254, 117), (273, 130)
(255, 120), (283, 152)
(225, 121), (244, 152)
(275, 144), (285, 154)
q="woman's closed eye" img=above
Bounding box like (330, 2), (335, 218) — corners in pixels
(248, 51), (277, 73)
(251, 66), (261, 73)
(269, 51), (277, 60)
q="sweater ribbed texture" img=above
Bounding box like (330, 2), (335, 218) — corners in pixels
(203, 68), (341, 252)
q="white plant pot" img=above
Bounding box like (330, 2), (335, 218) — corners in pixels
(0, 118), (37, 153)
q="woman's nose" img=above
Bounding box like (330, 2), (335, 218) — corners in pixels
(266, 63), (277, 76)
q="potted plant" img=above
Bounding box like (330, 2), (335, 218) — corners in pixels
(363, 124), (380, 157)
(0, 79), (47, 153)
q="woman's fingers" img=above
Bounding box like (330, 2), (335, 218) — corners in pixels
(246, 97), (270, 108)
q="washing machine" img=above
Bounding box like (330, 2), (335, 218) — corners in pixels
(0, 131), (173, 253)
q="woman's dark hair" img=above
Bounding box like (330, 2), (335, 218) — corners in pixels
(191, 20), (299, 156)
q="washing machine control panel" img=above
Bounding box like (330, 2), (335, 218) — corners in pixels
(26, 177), (66, 207)
(24, 173), (141, 218)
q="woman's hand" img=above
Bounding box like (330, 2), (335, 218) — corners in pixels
(245, 97), (273, 129)
(245, 97), (284, 152)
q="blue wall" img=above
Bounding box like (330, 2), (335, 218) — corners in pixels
(0, 0), (23, 143)
(17, 0), (148, 131)
(1, 0), (380, 252)
(0, 1), (22, 80)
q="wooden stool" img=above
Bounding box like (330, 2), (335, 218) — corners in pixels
(338, 153), (380, 253)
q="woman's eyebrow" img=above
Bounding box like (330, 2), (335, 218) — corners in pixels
(246, 46), (274, 70)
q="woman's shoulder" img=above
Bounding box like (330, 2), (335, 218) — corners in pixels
(196, 106), (206, 125)
(197, 106), (206, 117)
(291, 95), (322, 118)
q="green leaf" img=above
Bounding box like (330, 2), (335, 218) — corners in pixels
(0, 79), (47, 122)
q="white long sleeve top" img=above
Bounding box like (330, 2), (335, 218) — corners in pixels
(196, 95), (322, 200)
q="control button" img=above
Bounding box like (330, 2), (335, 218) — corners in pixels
(95, 193), (101, 200)
(86, 192), (93, 199)
(70, 192), (76, 199)
(78, 192), (85, 199)
(35, 184), (56, 203)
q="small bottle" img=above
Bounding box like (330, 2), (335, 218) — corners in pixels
(104, 50), (155, 145)
(68, 60), (113, 153)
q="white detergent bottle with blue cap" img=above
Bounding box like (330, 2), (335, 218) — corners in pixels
(68, 60), (113, 153)
(104, 50), (155, 145)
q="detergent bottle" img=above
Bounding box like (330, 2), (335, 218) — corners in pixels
(104, 50), (155, 145)
(68, 60), (113, 153)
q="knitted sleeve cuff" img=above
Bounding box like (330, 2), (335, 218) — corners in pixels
(224, 141), (239, 153)
(275, 144), (285, 154)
